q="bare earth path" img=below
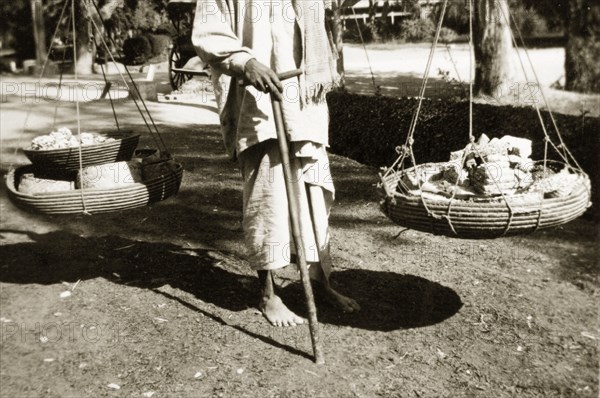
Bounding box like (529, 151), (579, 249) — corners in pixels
(0, 43), (598, 397)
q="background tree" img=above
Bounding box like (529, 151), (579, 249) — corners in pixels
(473, 0), (513, 96)
(0, 0), (38, 60)
(365, 0), (380, 41)
(565, 0), (600, 93)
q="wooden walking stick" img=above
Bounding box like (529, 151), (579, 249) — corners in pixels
(270, 69), (325, 364)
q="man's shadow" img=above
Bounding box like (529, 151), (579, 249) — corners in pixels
(0, 229), (462, 335)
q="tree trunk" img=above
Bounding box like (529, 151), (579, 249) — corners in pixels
(331, 0), (345, 83)
(30, 0), (47, 67)
(73, 0), (121, 75)
(366, 0), (379, 42)
(565, 0), (600, 93)
(73, 0), (94, 75)
(380, 0), (391, 41)
(473, 0), (513, 96)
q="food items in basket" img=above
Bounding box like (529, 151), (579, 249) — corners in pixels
(439, 134), (535, 196)
(18, 173), (75, 194)
(76, 161), (143, 189)
(30, 127), (115, 150)
(395, 134), (580, 198)
(530, 166), (580, 198)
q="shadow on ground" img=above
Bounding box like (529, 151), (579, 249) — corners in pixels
(0, 229), (462, 333)
(1, 120), (462, 357)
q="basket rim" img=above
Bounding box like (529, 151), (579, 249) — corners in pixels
(22, 130), (139, 154)
(380, 160), (591, 204)
(6, 161), (183, 199)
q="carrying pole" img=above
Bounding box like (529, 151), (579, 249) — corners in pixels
(269, 69), (325, 364)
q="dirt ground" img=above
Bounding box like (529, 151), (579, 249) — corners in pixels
(0, 44), (599, 397)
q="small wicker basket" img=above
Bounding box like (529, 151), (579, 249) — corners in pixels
(22, 131), (140, 173)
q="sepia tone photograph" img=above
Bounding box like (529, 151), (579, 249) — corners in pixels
(0, 0), (598, 396)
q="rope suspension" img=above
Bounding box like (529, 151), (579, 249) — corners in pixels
(378, 0), (590, 238)
(13, 0), (180, 215)
(72, 0), (90, 215)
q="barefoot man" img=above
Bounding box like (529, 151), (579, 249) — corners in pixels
(192, 0), (360, 326)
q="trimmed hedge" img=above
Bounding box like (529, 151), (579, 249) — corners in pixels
(123, 36), (153, 66)
(327, 91), (599, 219)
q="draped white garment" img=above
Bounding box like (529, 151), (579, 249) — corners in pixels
(192, 0), (332, 158)
(193, 0), (335, 271)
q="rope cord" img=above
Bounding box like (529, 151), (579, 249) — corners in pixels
(399, 0), (451, 225)
(468, 0), (474, 142)
(86, 0), (168, 153)
(499, 4), (583, 172)
(17, 0), (70, 159)
(72, 0), (90, 215)
(381, 1), (589, 237)
(35, 0), (69, 81)
(91, 33), (120, 131)
(351, 7), (377, 94)
(52, 22), (71, 129)
(496, 4), (575, 169)
(442, 145), (472, 236)
(443, 44), (468, 98)
(385, 0), (518, 235)
(383, 0), (449, 179)
(444, 44), (462, 83)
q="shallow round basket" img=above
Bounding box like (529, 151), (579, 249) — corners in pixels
(5, 160), (183, 215)
(22, 130), (140, 172)
(378, 162), (592, 239)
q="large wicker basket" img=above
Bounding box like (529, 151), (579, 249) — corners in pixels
(22, 131), (140, 173)
(378, 162), (592, 239)
(5, 160), (183, 215)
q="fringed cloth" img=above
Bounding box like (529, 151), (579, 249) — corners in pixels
(293, 0), (341, 105)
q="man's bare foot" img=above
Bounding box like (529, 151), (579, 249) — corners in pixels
(259, 295), (305, 327)
(323, 286), (361, 313)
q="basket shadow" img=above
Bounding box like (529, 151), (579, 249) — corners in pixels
(0, 229), (255, 311)
(280, 269), (463, 332)
(0, 229), (462, 333)
(0, 228), (320, 359)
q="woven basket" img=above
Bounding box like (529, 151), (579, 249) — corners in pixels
(378, 162), (592, 238)
(5, 160), (183, 215)
(22, 131), (140, 173)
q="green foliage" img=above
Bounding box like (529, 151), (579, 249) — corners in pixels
(1, 0), (170, 62)
(129, 0), (169, 33)
(438, 0), (471, 35)
(123, 35), (152, 65)
(399, 18), (435, 42)
(565, 0), (600, 93)
(0, 0), (36, 60)
(438, 27), (458, 43)
(510, 3), (549, 37)
(146, 33), (171, 57)
(428, 0), (560, 38)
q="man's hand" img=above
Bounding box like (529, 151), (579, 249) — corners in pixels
(243, 59), (284, 101)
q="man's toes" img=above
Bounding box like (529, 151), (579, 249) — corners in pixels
(339, 296), (360, 313)
(348, 299), (361, 311)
